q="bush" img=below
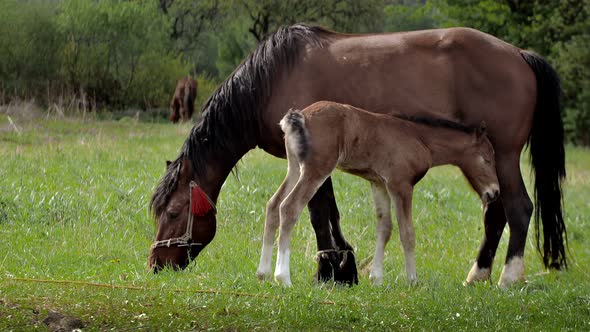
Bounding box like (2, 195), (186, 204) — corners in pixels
(56, 0), (191, 108)
(0, 0), (62, 99)
(552, 34), (590, 145)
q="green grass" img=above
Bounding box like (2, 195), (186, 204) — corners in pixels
(0, 116), (589, 331)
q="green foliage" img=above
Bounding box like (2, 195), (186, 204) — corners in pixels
(0, 0), (62, 98)
(553, 33), (590, 145)
(56, 0), (190, 107)
(215, 16), (256, 78)
(194, 72), (221, 113)
(382, 0), (443, 32)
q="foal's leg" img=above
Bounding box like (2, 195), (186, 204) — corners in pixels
(369, 182), (393, 285)
(256, 158), (300, 280)
(275, 172), (329, 286)
(387, 182), (417, 282)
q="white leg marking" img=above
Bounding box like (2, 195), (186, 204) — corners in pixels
(257, 155), (300, 281)
(274, 248), (292, 286)
(274, 170), (328, 287)
(464, 262), (491, 285)
(369, 183), (392, 286)
(498, 256), (525, 288)
(256, 241), (274, 280)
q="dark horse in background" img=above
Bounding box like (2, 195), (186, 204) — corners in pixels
(169, 76), (198, 123)
(149, 24), (567, 287)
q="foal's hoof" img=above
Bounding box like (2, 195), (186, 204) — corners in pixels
(274, 273), (292, 287)
(369, 273), (383, 286)
(256, 270), (272, 281)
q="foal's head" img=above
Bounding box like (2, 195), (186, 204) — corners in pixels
(459, 123), (500, 204)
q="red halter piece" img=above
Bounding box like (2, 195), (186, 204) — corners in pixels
(191, 184), (215, 216)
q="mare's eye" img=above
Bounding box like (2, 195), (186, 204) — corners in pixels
(166, 210), (180, 220)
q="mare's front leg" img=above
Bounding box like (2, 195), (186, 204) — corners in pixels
(275, 172), (329, 286)
(257, 160), (300, 280)
(465, 198), (506, 284)
(387, 182), (417, 283)
(369, 182), (393, 285)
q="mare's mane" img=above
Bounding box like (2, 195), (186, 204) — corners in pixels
(151, 24), (332, 218)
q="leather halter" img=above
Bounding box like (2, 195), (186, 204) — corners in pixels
(150, 181), (215, 250)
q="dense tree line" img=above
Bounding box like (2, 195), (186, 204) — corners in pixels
(0, 0), (588, 144)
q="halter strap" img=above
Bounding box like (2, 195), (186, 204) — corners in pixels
(150, 181), (215, 250)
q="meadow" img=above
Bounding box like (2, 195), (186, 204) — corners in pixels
(0, 112), (589, 331)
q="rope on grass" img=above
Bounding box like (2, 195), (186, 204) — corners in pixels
(4, 277), (336, 305)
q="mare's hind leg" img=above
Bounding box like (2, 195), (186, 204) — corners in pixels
(496, 154), (533, 287)
(369, 182), (393, 285)
(386, 182), (417, 282)
(465, 199), (507, 284)
(257, 158), (300, 280)
(309, 177), (358, 285)
(275, 172), (329, 286)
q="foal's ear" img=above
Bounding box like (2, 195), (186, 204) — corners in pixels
(476, 121), (487, 139)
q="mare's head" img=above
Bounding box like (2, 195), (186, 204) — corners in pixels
(169, 96), (181, 123)
(460, 122), (500, 204)
(148, 157), (217, 272)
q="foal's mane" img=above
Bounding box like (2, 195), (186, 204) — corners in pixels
(151, 24), (332, 218)
(394, 114), (476, 134)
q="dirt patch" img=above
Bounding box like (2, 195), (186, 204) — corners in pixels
(42, 311), (84, 332)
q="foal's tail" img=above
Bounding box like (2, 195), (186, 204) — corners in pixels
(520, 50), (567, 270)
(280, 110), (310, 160)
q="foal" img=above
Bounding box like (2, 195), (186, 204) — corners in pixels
(257, 101), (500, 286)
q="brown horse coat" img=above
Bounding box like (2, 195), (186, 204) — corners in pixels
(170, 77), (197, 123)
(260, 101), (499, 285)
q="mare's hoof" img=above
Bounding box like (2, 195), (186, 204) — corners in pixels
(313, 249), (359, 286)
(498, 257), (525, 288)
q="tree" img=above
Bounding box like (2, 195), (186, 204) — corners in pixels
(157, 0), (222, 57)
(237, 0), (383, 42)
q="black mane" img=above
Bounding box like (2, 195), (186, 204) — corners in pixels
(395, 114), (476, 134)
(151, 24), (332, 217)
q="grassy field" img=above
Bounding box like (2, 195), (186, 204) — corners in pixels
(0, 113), (589, 331)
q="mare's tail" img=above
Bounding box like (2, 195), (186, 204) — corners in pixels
(280, 109), (310, 160)
(520, 50), (567, 269)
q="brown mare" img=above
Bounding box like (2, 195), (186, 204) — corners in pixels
(261, 102), (500, 286)
(149, 24), (566, 287)
(169, 76), (198, 123)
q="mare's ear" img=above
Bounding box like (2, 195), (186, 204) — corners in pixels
(476, 121), (487, 139)
(166, 160), (172, 168)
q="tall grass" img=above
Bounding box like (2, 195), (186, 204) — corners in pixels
(0, 115), (588, 330)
